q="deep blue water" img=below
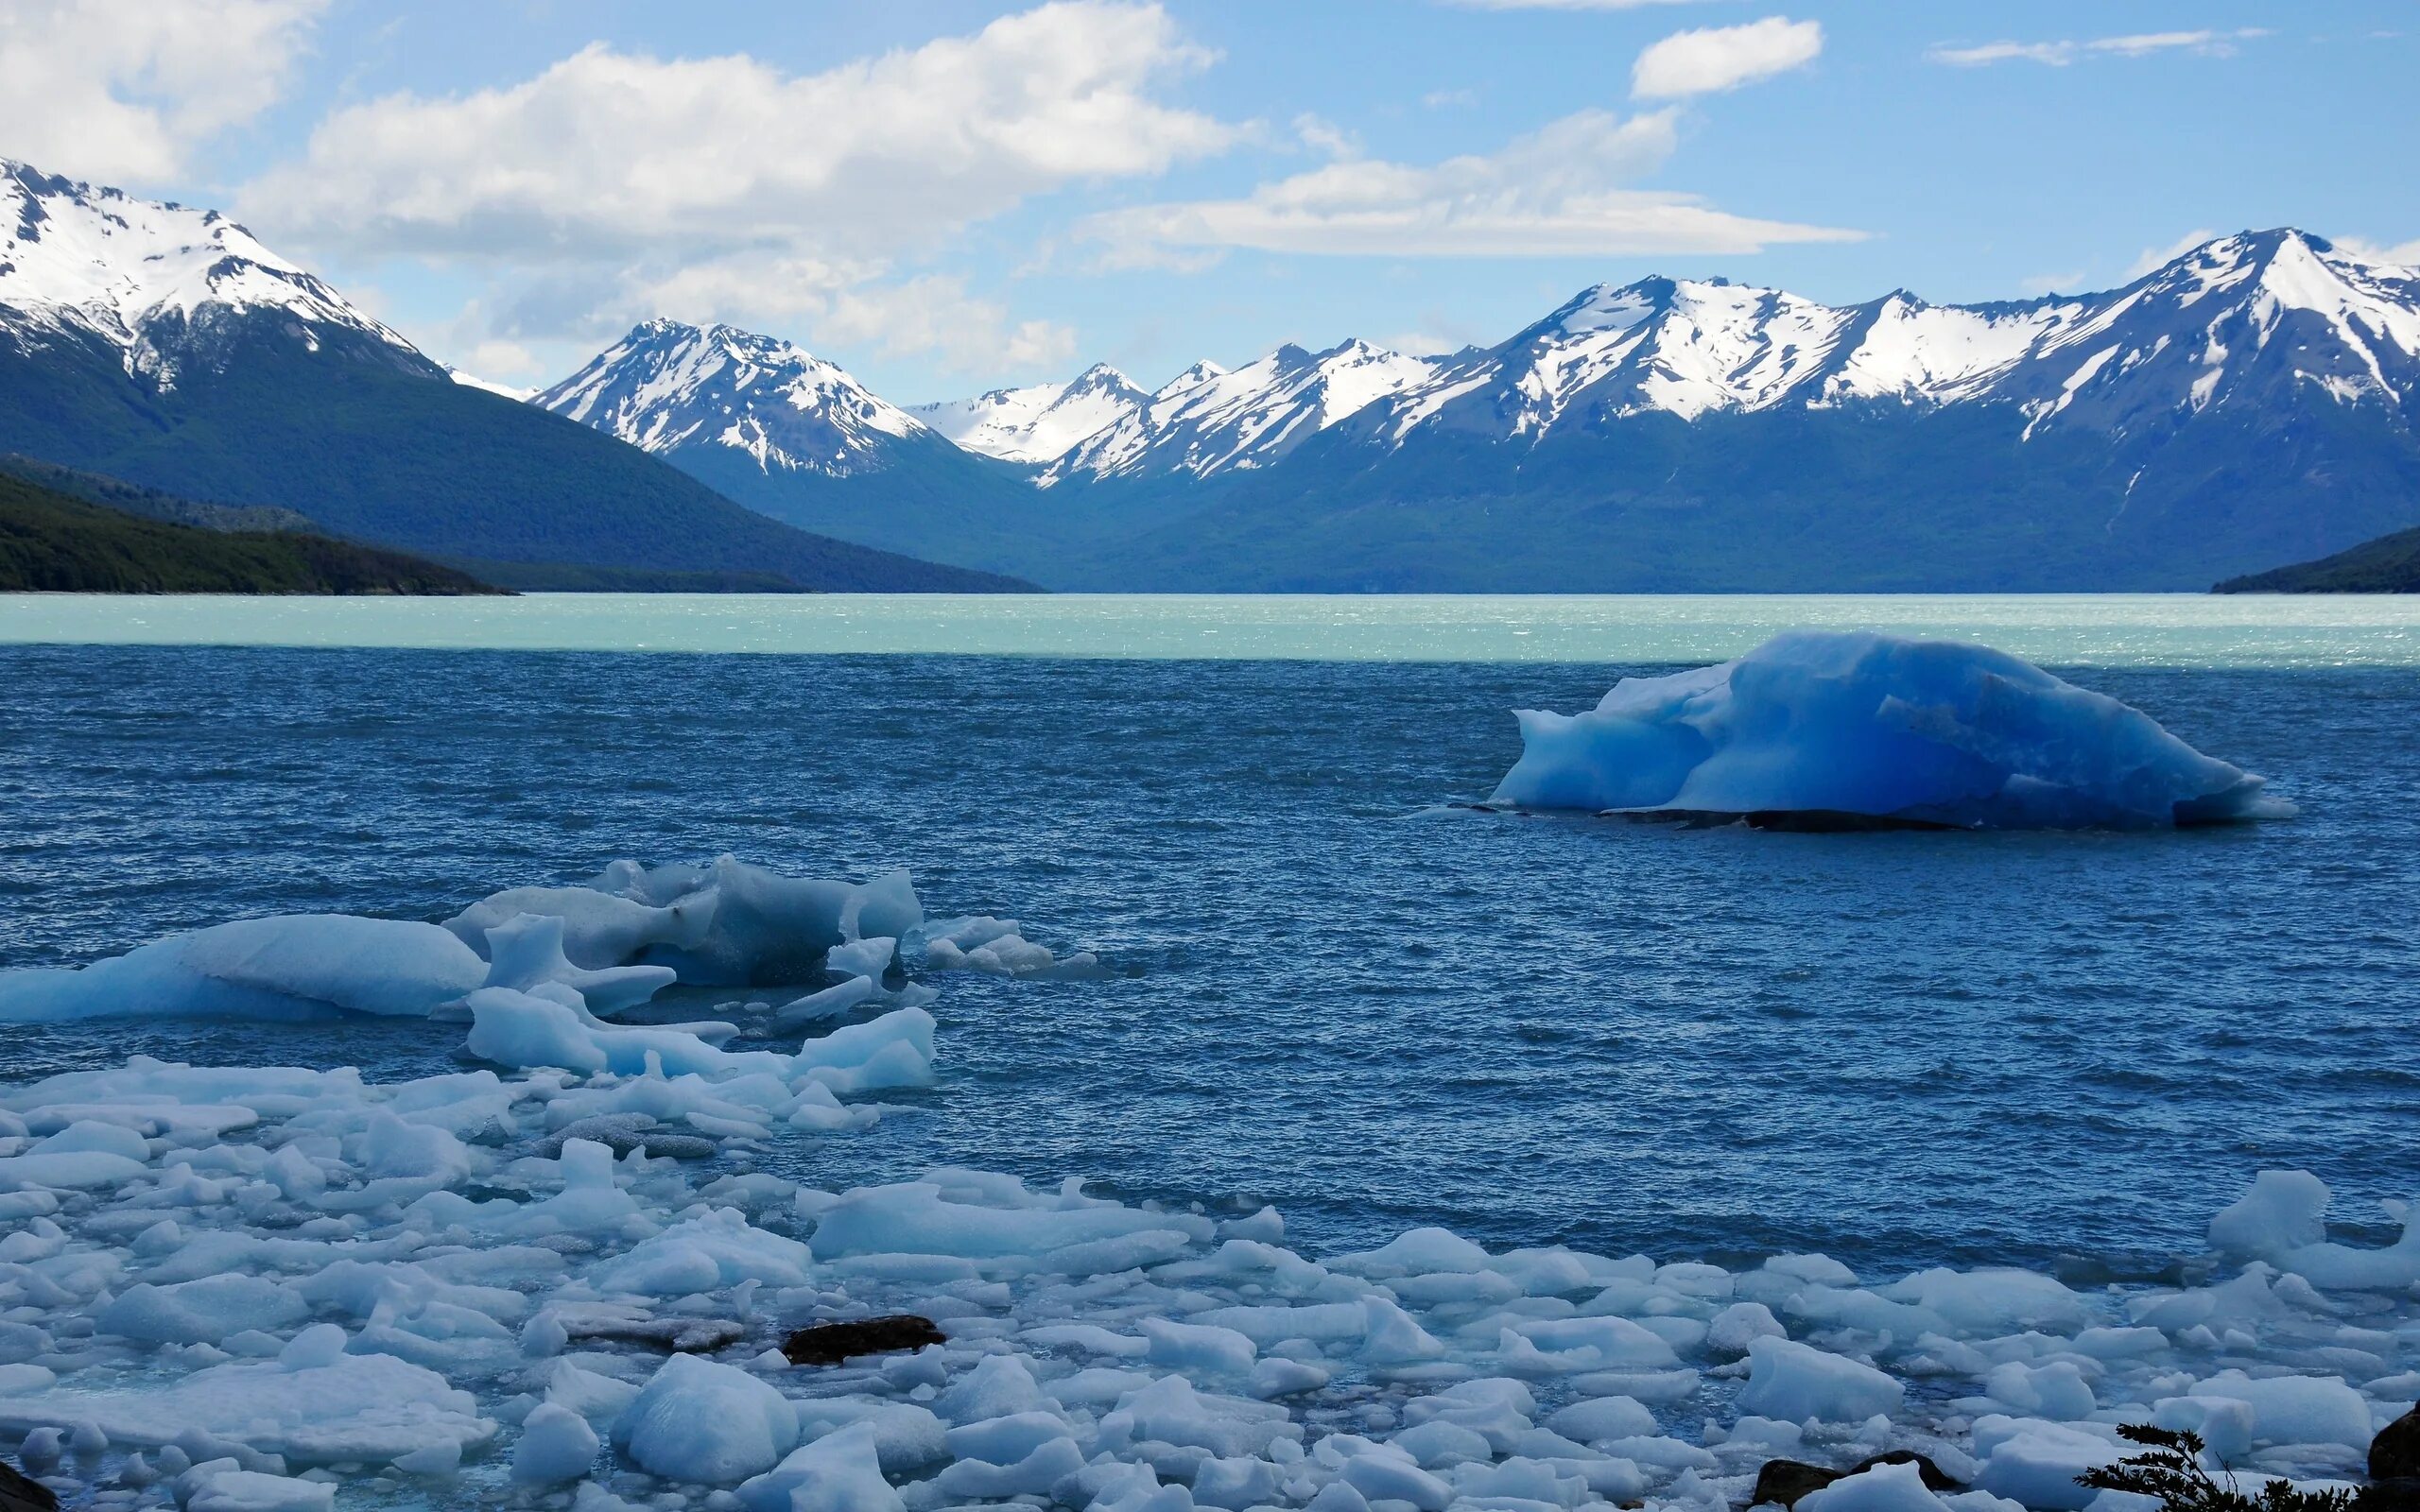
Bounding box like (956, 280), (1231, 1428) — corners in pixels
(3, 644), (2415, 1282)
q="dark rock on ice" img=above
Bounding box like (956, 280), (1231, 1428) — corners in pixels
(1749, 1451), (1959, 1507)
(0, 1457), (59, 1512)
(782, 1314), (948, 1366)
(2375, 1401), (2420, 1485)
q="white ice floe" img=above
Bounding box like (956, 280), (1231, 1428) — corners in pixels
(0, 866), (2411, 1510)
(1491, 630), (2290, 828)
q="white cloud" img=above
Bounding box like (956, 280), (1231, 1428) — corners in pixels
(2336, 234), (2420, 268)
(1928, 28), (2269, 67)
(244, 3), (1233, 265)
(1078, 108), (1862, 266)
(234, 2), (1226, 375)
(0, 0), (326, 182)
(629, 254), (1076, 374)
(1293, 112), (1360, 160)
(2122, 229), (2218, 281)
(1633, 16), (1823, 100)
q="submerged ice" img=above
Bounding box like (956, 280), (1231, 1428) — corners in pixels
(2, 860), (2411, 1512)
(1491, 630), (2290, 829)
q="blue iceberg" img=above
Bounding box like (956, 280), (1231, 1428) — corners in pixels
(1490, 631), (2290, 830)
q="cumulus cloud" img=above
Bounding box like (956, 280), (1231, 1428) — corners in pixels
(234, 2), (1223, 374)
(0, 0), (326, 182)
(1078, 108), (1861, 266)
(1632, 16), (1823, 99)
(1928, 29), (2269, 67)
(243, 3), (1232, 264)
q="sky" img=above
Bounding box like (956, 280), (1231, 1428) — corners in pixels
(1, 0), (2412, 403)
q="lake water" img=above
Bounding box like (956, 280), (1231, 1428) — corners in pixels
(6, 590), (2420, 665)
(4, 593), (2416, 1281)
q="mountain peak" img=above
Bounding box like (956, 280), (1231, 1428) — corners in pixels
(0, 155), (424, 385)
(540, 318), (923, 475)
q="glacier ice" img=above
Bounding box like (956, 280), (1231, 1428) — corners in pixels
(1491, 630), (2290, 829)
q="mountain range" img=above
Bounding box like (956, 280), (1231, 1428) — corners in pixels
(4, 153), (2415, 593)
(0, 161), (1026, 592)
(536, 231), (2420, 592)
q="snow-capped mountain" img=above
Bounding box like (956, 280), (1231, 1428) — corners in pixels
(910, 363), (1149, 466)
(1044, 338), (1439, 484)
(0, 159), (1019, 592)
(536, 319), (931, 478)
(0, 159), (428, 388)
(1350, 229), (2419, 451)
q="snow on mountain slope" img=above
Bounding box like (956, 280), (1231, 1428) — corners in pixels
(909, 363), (1147, 465)
(447, 368), (536, 402)
(1364, 230), (2420, 451)
(0, 158), (424, 387)
(1045, 338), (1436, 484)
(535, 319), (929, 477)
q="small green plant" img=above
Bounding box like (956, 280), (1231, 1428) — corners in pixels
(2079, 1424), (2370, 1511)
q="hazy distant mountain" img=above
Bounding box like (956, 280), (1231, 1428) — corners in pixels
(1044, 339), (1440, 485)
(0, 160), (1028, 592)
(534, 318), (1078, 573)
(910, 364), (1150, 466)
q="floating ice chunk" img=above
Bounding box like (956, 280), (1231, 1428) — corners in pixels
(824, 936), (896, 981)
(612, 1353), (800, 1483)
(462, 987), (785, 1080)
(1968, 1417), (2127, 1511)
(2210, 1170), (2333, 1261)
(792, 1006), (938, 1093)
(1708, 1300), (1789, 1353)
(786, 1400), (948, 1474)
(588, 1208), (815, 1295)
(1397, 1379), (1536, 1453)
(1499, 1315), (1678, 1374)
(0, 916), (485, 1022)
(446, 885), (710, 971)
(1334, 1227), (1492, 1278)
(1797, 1458), (1959, 1512)
(2187, 1370), (2374, 1451)
(1142, 1315), (1258, 1376)
(0, 1324), (494, 1465)
(458, 858), (922, 986)
(1098, 1372), (1302, 1458)
(2151, 1395), (2258, 1463)
(1542, 1394), (1657, 1444)
(809, 1177), (1210, 1264)
(182, 1466), (336, 1512)
(737, 1420), (904, 1512)
(511, 1401), (600, 1486)
(771, 975), (878, 1029)
(1980, 1361), (2097, 1420)
(479, 914), (674, 1015)
(1491, 630), (2287, 829)
(1737, 1338), (1905, 1423)
(2207, 1170), (2420, 1291)
(931, 1434), (1087, 1500)
(97, 1276), (307, 1345)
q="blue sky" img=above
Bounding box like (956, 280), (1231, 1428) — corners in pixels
(2, 1), (2411, 401)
